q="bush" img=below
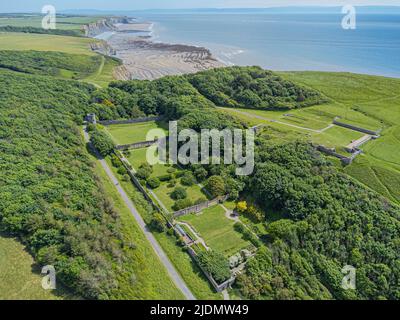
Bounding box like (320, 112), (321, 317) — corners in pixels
(206, 175), (226, 197)
(117, 166), (128, 176)
(86, 123), (97, 132)
(234, 222), (261, 247)
(158, 174), (173, 182)
(150, 213), (166, 232)
(173, 199), (193, 211)
(175, 171), (185, 178)
(194, 167), (208, 181)
(167, 167), (177, 174)
(168, 179), (177, 188)
(181, 172), (196, 186)
(147, 178), (161, 189)
(171, 187), (187, 200)
(136, 163), (153, 180)
(195, 197), (207, 205)
(197, 251), (231, 283)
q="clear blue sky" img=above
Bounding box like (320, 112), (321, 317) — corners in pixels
(0, 0), (399, 13)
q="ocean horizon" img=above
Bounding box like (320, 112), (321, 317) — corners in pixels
(135, 10), (400, 78)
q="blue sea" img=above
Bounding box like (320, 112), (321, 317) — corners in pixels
(137, 10), (400, 78)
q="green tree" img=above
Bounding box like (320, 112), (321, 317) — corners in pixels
(206, 175), (226, 197)
(90, 131), (115, 157)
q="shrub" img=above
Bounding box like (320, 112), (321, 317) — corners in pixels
(150, 213), (166, 232)
(136, 163), (153, 180)
(194, 167), (208, 181)
(117, 166), (128, 176)
(194, 197), (207, 205)
(90, 131), (115, 157)
(236, 201), (247, 213)
(171, 187), (187, 200)
(175, 171), (185, 178)
(86, 123), (97, 132)
(181, 172), (196, 186)
(246, 205), (264, 223)
(167, 167), (177, 174)
(158, 174), (173, 182)
(168, 179), (177, 188)
(197, 251), (231, 283)
(173, 199), (193, 211)
(147, 178), (161, 189)
(136, 168), (151, 180)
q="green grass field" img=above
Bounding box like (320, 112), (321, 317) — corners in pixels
(153, 181), (207, 212)
(221, 71), (400, 204)
(84, 56), (121, 88)
(179, 205), (251, 258)
(0, 234), (71, 300)
(126, 147), (170, 178)
(0, 32), (98, 55)
(106, 121), (169, 145)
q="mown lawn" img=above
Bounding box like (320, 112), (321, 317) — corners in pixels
(311, 126), (364, 152)
(126, 147), (170, 178)
(153, 180), (207, 212)
(106, 121), (169, 145)
(179, 205), (251, 258)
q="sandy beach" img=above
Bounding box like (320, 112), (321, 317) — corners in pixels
(92, 19), (224, 80)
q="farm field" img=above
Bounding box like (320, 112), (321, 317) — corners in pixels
(106, 121), (169, 145)
(179, 205), (252, 258)
(0, 32), (98, 55)
(0, 15), (100, 31)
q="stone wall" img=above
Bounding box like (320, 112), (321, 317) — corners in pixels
(99, 116), (163, 126)
(116, 140), (158, 150)
(316, 145), (361, 165)
(333, 119), (380, 135)
(173, 195), (229, 218)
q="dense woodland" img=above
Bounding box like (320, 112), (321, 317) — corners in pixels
(0, 50), (102, 79)
(0, 70), (127, 299)
(1, 51), (399, 300)
(187, 66), (327, 110)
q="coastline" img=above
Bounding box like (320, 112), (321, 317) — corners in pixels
(90, 18), (225, 80)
